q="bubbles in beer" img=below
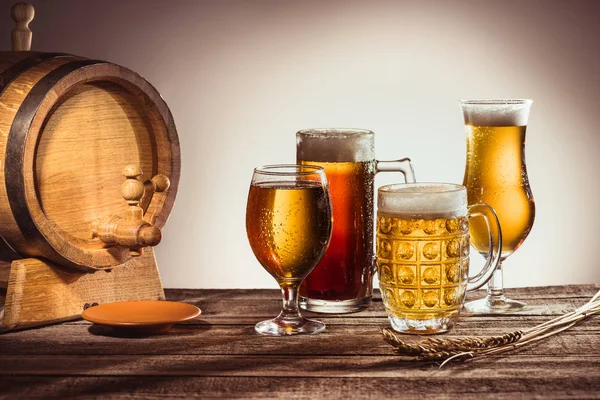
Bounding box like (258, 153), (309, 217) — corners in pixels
(444, 288), (457, 306)
(446, 218), (459, 233)
(377, 210), (470, 326)
(400, 290), (416, 308)
(423, 220), (439, 235)
(398, 266), (415, 284)
(379, 239), (392, 259)
(423, 291), (439, 308)
(379, 216), (392, 234)
(464, 123), (535, 256)
(246, 180), (332, 284)
(397, 242), (414, 260)
(398, 219), (414, 235)
(422, 242), (440, 260)
(297, 158), (375, 301)
(446, 239), (460, 258)
(423, 266), (440, 284)
(445, 263), (460, 284)
(380, 264), (393, 284)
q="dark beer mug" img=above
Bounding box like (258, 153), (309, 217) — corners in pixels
(297, 128), (415, 313)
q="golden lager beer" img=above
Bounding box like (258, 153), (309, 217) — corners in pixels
(460, 99), (534, 313)
(376, 183), (501, 334)
(377, 212), (470, 324)
(463, 125), (535, 258)
(246, 164), (331, 336)
(246, 181), (332, 286)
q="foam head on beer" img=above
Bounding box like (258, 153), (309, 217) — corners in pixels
(296, 128), (375, 162)
(378, 183), (467, 219)
(461, 99), (532, 126)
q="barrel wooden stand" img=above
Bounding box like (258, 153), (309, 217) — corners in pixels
(0, 4), (180, 332)
(0, 252), (165, 332)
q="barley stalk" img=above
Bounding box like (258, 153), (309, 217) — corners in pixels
(382, 289), (600, 367)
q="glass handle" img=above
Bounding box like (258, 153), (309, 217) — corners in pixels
(466, 203), (503, 292)
(373, 158), (416, 277)
(375, 158), (416, 183)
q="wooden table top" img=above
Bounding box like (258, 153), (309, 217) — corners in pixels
(1, 284), (599, 399)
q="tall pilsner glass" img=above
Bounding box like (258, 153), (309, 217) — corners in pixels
(460, 99), (534, 313)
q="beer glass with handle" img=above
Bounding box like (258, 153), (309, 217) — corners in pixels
(376, 183), (502, 333)
(460, 99), (534, 312)
(296, 128), (415, 314)
(246, 165), (333, 335)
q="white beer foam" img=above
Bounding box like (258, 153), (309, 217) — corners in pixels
(296, 128), (375, 162)
(461, 99), (532, 126)
(378, 183), (467, 218)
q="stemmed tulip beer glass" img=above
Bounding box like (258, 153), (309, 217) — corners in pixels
(461, 99), (535, 313)
(246, 165), (333, 335)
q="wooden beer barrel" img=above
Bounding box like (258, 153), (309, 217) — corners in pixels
(0, 51), (180, 272)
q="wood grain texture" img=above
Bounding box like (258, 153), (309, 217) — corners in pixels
(91, 165), (165, 255)
(0, 249), (165, 332)
(0, 56), (75, 260)
(0, 54), (180, 271)
(10, 3), (34, 51)
(0, 285), (598, 399)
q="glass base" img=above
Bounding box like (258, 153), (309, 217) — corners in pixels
(463, 295), (527, 314)
(299, 296), (371, 314)
(255, 315), (326, 336)
(387, 314), (457, 335)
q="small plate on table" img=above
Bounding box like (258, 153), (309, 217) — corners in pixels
(82, 300), (201, 335)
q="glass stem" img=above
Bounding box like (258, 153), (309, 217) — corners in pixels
(279, 284), (302, 320)
(487, 261), (506, 300)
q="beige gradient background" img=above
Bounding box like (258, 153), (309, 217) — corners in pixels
(1, 0), (599, 289)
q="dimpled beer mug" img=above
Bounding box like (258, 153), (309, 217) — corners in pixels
(461, 99), (534, 313)
(376, 183), (502, 334)
(297, 129), (415, 313)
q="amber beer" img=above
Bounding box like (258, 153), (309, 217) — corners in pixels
(246, 181), (332, 285)
(463, 123), (535, 258)
(296, 128), (414, 313)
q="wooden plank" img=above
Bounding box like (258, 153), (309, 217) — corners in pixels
(26, 312), (600, 330)
(0, 286), (598, 399)
(164, 284), (599, 302)
(1, 354), (599, 378)
(158, 285), (599, 319)
(56, 313), (600, 327)
(0, 375), (598, 399)
(0, 320), (597, 356)
(156, 296), (593, 319)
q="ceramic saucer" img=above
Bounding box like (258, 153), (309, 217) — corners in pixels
(82, 300), (201, 335)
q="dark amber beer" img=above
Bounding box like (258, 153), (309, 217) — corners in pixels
(298, 160), (375, 300)
(297, 129), (414, 313)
